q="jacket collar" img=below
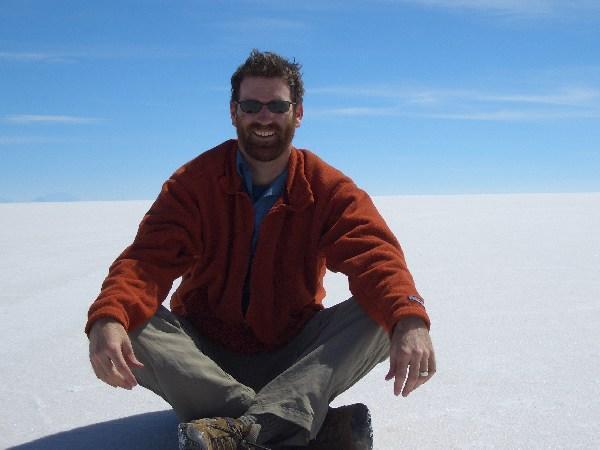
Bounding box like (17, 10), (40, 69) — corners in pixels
(219, 139), (314, 211)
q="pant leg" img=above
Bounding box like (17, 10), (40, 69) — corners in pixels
(129, 306), (256, 422)
(245, 297), (390, 446)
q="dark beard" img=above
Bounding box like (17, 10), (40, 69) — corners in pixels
(236, 118), (296, 162)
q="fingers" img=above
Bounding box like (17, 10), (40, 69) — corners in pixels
(90, 356), (116, 388)
(88, 320), (142, 390)
(91, 346), (137, 389)
(385, 365), (394, 381)
(123, 339), (145, 369)
(401, 353), (423, 397)
(385, 354), (397, 381)
(110, 345), (138, 390)
(92, 357), (126, 388)
(403, 349), (437, 396)
(385, 349), (407, 396)
(385, 352), (410, 396)
(394, 368), (407, 397)
(412, 353), (431, 392)
(388, 321), (437, 398)
(90, 353), (122, 388)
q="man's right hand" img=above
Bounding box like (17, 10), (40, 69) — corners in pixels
(88, 318), (144, 390)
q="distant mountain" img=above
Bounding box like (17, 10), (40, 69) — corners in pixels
(32, 192), (80, 202)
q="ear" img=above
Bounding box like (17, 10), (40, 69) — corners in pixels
(230, 101), (237, 126)
(294, 102), (303, 128)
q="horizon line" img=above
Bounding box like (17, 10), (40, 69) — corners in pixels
(2, 190), (600, 205)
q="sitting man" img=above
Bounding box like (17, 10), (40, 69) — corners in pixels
(86, 49), (436, 450)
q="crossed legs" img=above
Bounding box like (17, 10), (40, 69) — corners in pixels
(130, 298), (390, 446)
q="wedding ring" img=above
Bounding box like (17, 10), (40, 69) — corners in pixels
(419, 371), (429, 377)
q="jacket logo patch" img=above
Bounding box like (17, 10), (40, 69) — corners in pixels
(408, 295), (425, 306)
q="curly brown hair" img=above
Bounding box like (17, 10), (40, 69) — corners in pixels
(230, 49), (304, 104)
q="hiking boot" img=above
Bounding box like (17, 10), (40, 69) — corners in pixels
(178, 416), (267, 450)
(284, 403), (373, 450)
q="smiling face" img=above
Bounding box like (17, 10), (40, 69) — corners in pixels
(230, 76), (303, 163)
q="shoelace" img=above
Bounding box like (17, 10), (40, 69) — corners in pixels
(211, 420), (272, 450)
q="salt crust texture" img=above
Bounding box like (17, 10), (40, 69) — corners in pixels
(1, 193), (598, 449)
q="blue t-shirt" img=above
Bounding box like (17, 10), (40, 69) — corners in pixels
(236, 150), (288, 314)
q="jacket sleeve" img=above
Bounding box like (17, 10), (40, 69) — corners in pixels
(85, 170), (202, 335)
(319, 179), (430, 333)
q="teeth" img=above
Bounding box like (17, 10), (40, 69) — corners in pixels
(254, 130), (275, 137)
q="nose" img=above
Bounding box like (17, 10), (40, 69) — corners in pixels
(254, 104), (275, 124)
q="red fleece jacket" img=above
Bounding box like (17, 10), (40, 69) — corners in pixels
(86, 140), (429, 352)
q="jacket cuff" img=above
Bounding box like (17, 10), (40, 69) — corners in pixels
(85, 306), (129, 336)
(386, 298), (430, 335)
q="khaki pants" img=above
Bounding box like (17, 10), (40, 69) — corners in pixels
(130, 297), (390, 446)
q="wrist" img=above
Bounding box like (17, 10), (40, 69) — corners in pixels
(393, 316), (427, 334)
(89, 317), (123, 335)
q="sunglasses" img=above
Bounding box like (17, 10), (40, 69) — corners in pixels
(236, 99), (296, 114)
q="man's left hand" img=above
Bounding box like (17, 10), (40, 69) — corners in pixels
(385, 316), (436, 397)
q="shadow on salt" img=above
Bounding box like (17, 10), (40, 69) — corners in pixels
(9, 410), (179, 450)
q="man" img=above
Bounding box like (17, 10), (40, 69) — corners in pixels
(87, 50), (436, 450)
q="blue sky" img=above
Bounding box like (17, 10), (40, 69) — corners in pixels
(1, 0), (599, 202)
